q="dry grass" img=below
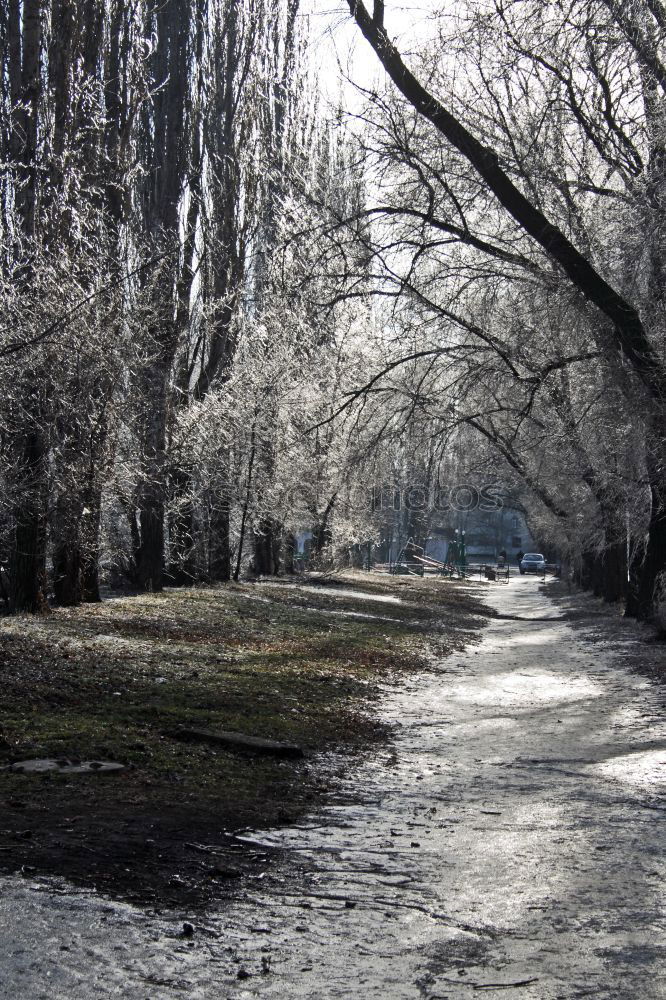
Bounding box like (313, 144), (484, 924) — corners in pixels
(0, 571), (486, 905)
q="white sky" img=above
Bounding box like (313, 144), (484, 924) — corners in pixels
(305, 1), (442, 108)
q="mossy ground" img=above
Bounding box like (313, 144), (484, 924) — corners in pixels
(0, 572), (486, 907)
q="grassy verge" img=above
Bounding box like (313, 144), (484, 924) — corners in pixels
(0, 571), (486, 906)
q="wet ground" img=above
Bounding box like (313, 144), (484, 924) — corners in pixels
(2, 575), (665, 998)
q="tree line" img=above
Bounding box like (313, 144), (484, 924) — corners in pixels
(320, 0), (666, 620)
(1, 0), (665, 625)
(0, 0), (380, 612)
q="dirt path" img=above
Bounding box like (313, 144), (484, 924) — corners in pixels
(2, 576), (666, 999)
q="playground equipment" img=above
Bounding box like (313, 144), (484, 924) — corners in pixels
(391, 538), (467, 578)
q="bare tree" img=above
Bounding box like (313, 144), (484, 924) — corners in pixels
(345, 0), (666, 617)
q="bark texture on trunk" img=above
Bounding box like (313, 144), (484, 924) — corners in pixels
(283, 533), (297, 574)
(80, 485), (103, 602)
(133, 0), (192, 592)
(210, 501), (232, 582)
(634, 479), (666, 619)
(9, 430), (49, 613)
(137, 496), (165, 592)
(135, 360), (171, 591)
(53, 537), (82, 606)
(167, 470), (197, 585)
(253, 518), (281, 576)
(311, 497), (335, 567)
(7, 1), (47, 614)
(602, 539), (628, 604)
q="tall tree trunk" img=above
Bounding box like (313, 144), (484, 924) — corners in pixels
(133, 0), (191, 591)
(52, 535), (82, 606)
(166, 0), (206, 583)
(167, 469), (197, 585)
(633, 473), (666, 619)
(233, 428), (257, 582)
(137, 498), (165, 592)
(16, 0), (41, 241)
(600, 536), (628, 603)
(8, 0), (47, 613)
(253, 518), (281, 576)
(135, 359), (171, 591)
(80, 483), (103, 602)
(283, 533), (297, 574)
(210, 500), (232, 582)
(9, 429), (48, 613)
(311, 495), (336, 566)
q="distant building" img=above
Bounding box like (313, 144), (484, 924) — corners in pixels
(425, 505), (535, 564)
(295, 490), (537, 568)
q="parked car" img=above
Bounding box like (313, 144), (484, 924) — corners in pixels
(519, 553), (546, 574)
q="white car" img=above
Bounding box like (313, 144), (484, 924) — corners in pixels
(519, 553), (546, 574)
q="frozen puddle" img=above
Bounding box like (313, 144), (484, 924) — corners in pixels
(1, 576), (665, 999)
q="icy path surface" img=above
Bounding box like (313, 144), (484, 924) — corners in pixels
(2, 576), (666, 999)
